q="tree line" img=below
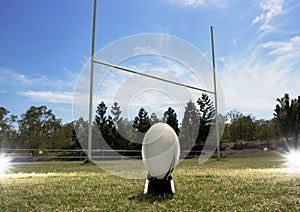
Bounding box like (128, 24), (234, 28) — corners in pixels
(0, 93), (299, 151)
(77, 93), (215, 151)
(222, 93), (300, 146)
(0, 93), (215, 151)
(0, 106), (80, 152)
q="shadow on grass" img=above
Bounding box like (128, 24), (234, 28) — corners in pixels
(128, 193), (174, 203)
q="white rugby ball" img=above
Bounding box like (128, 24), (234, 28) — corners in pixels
(142, 122), (180, 179)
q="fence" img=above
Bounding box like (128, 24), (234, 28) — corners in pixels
(0, 149), (205, 162)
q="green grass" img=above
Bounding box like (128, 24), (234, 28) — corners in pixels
(1, 157), (300, 211)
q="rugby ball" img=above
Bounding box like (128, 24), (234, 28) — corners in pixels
(142, 122), (180, 179)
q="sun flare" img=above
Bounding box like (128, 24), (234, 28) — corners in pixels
(0, 154), (11, 174)
(284, 149), (300, 169)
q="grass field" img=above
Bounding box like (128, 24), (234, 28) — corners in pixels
(0, 157), (300, 211)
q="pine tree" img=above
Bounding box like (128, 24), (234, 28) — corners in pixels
(274, 94), (300, 142)
(274, 94), (293, 141)
(132, 107), (150, 148)
(150, 113), (160, 125)
(95, 101), (107, 132)
(110, 102), (124, 148)
(179, 100), (199, 149)
(291, 97), (300, 141)
(196, 93), (215, 144)
(163, 107), (179, 135)
(74, 117), (88, 148)
(111, 102), (122, 123)
(132, 107), (151, 133)
(95, 101), (115, 148)
(71, 128), (81, 149)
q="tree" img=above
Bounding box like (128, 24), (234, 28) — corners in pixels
(95, 101), (136, 150)
(95, 101), (115, 148)
(274, 94), (300, 142)
(116, 118), (139, 149)
(196, 93), (215, 143)
(47, 122), (75, 149)
(254, 119), (277, 147)
(291, 96), (300, 141)
(132, 107), (151, 133)
(132, 107), (151, 147)
(163, 107), (179, 135)
(73, 117), (88, 149)
(18, 105), (62, 151)
(70, 128), (80, 149)
(0, 107), (17, 148)
(111, 102), (139, 149)
(179, 100), (199, 149)
(111, 102), (122, 123)
(229, 115), (256, 142)
(274, 94), (295, 141)
(226, 109), (243, 122)
(110, 102), (124, 148)
(150, 113), (160, 125)
(95, 101), (113, 138)
(221, 123), (231, 142)
(95, 101), (108, 132)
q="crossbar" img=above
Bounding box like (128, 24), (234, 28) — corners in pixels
(93, 59), (216, 95)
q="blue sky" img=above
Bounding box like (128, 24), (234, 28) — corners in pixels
(1, 0), (300, 123)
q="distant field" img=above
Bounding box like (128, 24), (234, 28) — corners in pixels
(0, 157), (299, 211)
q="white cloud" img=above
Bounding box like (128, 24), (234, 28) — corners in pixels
(182, 0), (205, 6)
(0, 67), (33, 91)
(219, 35), (300, 119)
(134, 46), (161, 55)
(0, 67), (79, 106)
(260, 36), (300, 56)
(252, 0), (284, 33)
(0, 68), (76, 92)
(20, 90), (74, 104)
(168, 0), (226, 8)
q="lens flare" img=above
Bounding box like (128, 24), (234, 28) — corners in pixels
(0, 154), (11, 174)
(284, 150), (300, 169)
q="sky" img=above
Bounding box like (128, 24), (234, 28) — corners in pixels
(1, 0), (300, 123)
